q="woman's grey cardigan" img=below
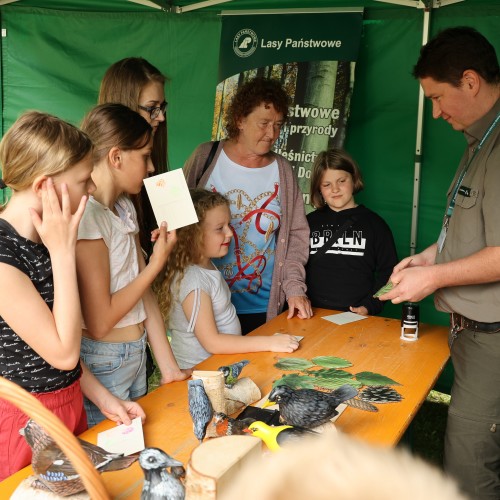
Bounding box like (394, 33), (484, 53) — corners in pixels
(183, 140), (309, 321)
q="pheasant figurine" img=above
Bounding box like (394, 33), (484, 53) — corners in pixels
(20, 419), (138, 497)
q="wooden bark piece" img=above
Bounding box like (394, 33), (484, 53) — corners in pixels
(192, 371), (226, 414)
(224, 377), (261, 415)
(192, 371), (261, 417)
(185, 435), (262, 500)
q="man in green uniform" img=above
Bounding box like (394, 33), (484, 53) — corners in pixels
(380, 27), (500, 499)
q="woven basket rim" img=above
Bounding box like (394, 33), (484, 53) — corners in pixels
(0, 376), (110, 499)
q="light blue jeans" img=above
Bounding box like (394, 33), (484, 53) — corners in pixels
(80, 332), (147, 427)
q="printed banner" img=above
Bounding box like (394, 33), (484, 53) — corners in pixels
(213, 10), (363, 209)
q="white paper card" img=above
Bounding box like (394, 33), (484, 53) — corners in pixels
(97, 417), (145, 456)
(273, 333), (304, 342)
(143, 169), (198, 230)
(322, 312), (368, 325)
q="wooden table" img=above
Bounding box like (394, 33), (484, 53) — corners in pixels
(0, 308), (450, 498)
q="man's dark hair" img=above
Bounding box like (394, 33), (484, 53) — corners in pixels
(413, 26), (500, 87)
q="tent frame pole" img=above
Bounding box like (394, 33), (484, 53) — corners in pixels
(174, 0), (234, 13)
(410, 7), (431, 255)
(376, 0), (463, 255)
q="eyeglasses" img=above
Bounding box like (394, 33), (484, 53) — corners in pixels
(138, 101), (168, 120)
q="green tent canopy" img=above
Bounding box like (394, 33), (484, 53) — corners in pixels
(0, 0), (498, 328)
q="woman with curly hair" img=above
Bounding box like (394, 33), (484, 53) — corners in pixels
(156, 188), (299, 370)
(184, 77), (312, 334)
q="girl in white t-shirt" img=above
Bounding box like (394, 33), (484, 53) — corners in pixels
(156, 188), (299, 369)
(77, 103), (190, 426)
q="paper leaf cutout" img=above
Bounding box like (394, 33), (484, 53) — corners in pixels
(313, 378), (362, 390)
(359, 386), (403, 403)
(274, 358), (315, 371)
(311, 356), (353, 368)
(272, 373), (316, 390)
(308, 368), (353, 379)
(355, 371), (401, 386)
(373, 280), (395, 298)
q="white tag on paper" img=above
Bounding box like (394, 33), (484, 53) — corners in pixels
(97, 417), (145, 456)
(143, 169), (198, 230)
(322, 312), (368, 325)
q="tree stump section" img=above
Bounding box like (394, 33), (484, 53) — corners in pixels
(185, 435), (261, 500)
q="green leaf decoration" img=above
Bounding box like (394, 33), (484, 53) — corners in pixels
(274, 358), (315, 371)
(272, 373), (316, 389)
(313, 377), (363, 390)
(306, 368), (361, 390)
(311, 356), (353, 368)
(373, 280), (395, 298)
(355, 371), (401, 386)
(308, 368), (353, 379)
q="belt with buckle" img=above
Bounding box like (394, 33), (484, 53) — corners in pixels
(451, 313), (500, 333)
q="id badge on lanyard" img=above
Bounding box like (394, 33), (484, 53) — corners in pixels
(437, 112), (500, 254)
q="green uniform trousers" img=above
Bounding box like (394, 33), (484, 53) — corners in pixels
(445, 327), (500, 500)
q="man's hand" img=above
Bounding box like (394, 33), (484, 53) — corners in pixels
(379, 265), (438, 304)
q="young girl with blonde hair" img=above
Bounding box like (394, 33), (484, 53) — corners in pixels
(156, 188), (300, 370)
(0, 111), (145, 480)
(77, 103), (188, 427)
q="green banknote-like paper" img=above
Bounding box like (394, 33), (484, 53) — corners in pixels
(373, 281), (395, 298)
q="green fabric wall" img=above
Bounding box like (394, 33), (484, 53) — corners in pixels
(0, 7), (221, 167)
(0, 2), (499, 327)
(346, 3), (500, 324)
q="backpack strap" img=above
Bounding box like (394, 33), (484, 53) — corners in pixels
(198, 140), (220, 184)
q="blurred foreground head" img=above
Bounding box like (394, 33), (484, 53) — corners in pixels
(221, 429), (468, 500)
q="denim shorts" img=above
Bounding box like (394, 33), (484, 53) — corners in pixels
(80, 332), (147, 427)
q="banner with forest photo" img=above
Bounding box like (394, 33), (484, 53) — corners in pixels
(212, 10), (363, 210)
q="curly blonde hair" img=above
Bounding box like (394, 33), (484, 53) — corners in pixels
(155, 188), (230, 319)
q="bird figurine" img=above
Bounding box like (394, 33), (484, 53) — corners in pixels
(248, 420), (319, 452)
(211, 412), (253, 437)
(139, 447), (185, 500)
(20, 419), (138, 497)
(218, 359), (249, 388)
(262, 383), (358, 429)
(188, 379), (213, 442)
(170, 464), (186, 481)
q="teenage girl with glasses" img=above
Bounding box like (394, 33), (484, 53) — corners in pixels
(99, 57), (168, 258)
